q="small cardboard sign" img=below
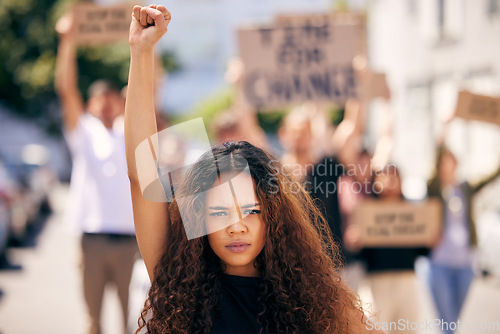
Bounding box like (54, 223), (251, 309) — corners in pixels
(454, 90), (500, 126)
(237, 13), (366, 109)
(73, 3), (134, 45)
(358, 71), (390, 100)
(353, 199), (442, 247)
(275, 12), (366, 52)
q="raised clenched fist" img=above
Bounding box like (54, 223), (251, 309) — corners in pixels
(129, 5), (171, 51)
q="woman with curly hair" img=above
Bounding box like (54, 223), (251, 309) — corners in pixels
(125, 5), (384, 333)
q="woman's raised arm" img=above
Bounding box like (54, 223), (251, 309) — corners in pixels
(125, 5), (171, 281)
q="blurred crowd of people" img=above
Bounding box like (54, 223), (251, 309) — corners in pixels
(1, 5), (496, 334)
(110, 48), (500, 333)
(195, 56), (500, 334)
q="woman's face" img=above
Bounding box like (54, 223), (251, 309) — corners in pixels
(279, 120), (312, 155)
(206, 172), (266, 277)
(87, 91), (124, 128)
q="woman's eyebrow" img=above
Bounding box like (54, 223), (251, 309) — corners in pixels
(208, 203), (260, 210)
(240, 203), (260, 209)
(208, 205), (229, 210)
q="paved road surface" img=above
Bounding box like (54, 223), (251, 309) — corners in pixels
(0, 185), (123, 334)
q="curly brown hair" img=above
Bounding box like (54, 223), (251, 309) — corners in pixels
(137, 141), (363, 333)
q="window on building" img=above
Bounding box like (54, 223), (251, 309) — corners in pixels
(436, 0), (463, 42)
(488, 0), (500, 16)
(408, 83), (432, 117)
(408, 0), (418, 17)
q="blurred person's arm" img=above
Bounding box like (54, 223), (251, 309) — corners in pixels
(470, 161), (500, 195)
(309, 102), (335, 158)
(55, 12), (84, 132)
(438, 118), (500, 195)
(237, 105), (268, 149)
(227, 57), (269, 148)
(343, 223), (363, 253)
(125, 4), (171, 282)
(371, 100), (393, 170)
(332, 99), (365, 167)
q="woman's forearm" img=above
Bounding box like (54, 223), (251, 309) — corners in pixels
(125, 48), (157, 183)
(124, 5), (171, 281)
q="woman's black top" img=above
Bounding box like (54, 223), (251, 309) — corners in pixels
(211, 274), (266, 334)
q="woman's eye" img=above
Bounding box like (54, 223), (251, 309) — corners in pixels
(209, 211), (227, 217)
(243, 209), (261, 215)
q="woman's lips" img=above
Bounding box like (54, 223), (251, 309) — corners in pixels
(225, 242), (250, 253)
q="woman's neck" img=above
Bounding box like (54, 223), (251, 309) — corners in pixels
(223, 263), (259, 277)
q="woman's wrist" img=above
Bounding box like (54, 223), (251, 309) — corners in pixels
(130, 41), (156, 51)
(130, 46), (156, 59)
(59, 35), (76, 50)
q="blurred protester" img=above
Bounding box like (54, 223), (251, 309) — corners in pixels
(215, 107), (268, 149)
(214, 57), (268, 149)
(278, 102), (335, 177)
(278, 105), (317, 180)
(351, 54), (393, 171)
(55, 12), (137, 334)
(427, 145), (500, 334)
(337, 148), (374, 291)
(277, 99), (366, 289)
(361, 166), (428, 333)
(212, 109), (245, 145)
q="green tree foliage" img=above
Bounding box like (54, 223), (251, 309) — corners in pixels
(0, 0), (179, 135)
(0, 0), (61, 119)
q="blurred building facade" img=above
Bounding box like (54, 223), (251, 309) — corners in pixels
(367, 0), (500, 194)
(366, 1), (500, 274)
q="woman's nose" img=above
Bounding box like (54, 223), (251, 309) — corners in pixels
(227, 219), (247, 235)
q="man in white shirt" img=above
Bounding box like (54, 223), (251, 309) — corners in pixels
(55, 13), (137, 334)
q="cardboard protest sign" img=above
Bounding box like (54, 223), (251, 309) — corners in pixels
(358, 71), (390, 100)
(237, 13), (366, 109)
(454, 90), (500, 126)
(275, 12), (367, 56)
(72, 2), (134, 45)
(353, 199), (442, 247)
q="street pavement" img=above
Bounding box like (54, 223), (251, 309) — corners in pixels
(0, 184), (499, 334)
(0, 184), (122, 334)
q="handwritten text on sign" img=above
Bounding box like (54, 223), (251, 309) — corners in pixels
(72, 3), (134, 45)
(237, 15), (364, 109)
(455, 90), (500, 126)
(353, 199), (442, 247)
